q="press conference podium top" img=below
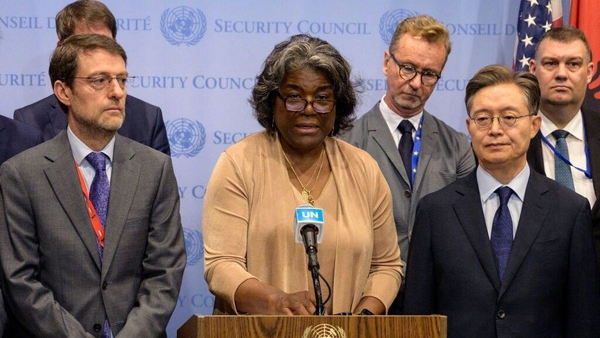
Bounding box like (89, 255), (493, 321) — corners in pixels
(177, 314), (447, 338)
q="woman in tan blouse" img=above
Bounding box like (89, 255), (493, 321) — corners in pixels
(203, 34), (402, 315)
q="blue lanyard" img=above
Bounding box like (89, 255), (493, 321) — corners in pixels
(409, 115), (424, 185)
(540, 128), (592, 179)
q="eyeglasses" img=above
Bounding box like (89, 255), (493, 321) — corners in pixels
(72, 75), (136, 90)
(277, 92), (336, 114)
(470, 112), (533, 128)
(388, 52), (441, 86)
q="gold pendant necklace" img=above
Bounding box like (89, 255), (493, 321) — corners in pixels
(282, 147), (325, 206)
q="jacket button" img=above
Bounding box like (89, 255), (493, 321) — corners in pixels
(497, 310), (506, 319)
(404, 190), (411, 198)
(93, 323), (102, 332)
(102, 281), (108, 290)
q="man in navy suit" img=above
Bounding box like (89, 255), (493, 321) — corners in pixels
(403, 65), (600, 337)
(0, 116), (43, 165)
(13, 0), (170, 155)
(527, 26), (600, 274)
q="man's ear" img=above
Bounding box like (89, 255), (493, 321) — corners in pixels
(53, 80), (72, 108)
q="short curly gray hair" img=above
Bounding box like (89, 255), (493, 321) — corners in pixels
(250, 34), (361, 136)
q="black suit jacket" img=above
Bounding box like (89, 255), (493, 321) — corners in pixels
(403, 169), (600, 338)
(13, 94), (170, 155)
(527, 108), (600, 274)
(0, 115), (43, 165)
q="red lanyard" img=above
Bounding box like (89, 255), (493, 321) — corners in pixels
(74, 160), (105, 247)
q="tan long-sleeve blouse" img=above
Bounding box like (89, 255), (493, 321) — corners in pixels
(203, 131), (402, 314)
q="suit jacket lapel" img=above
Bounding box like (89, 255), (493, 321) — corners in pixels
(101, 135), (140, 275)
(499, 171), (549, 298)
(582, 109), (600, 213)
(368, 106), (411, 186)
(44, 132), (102, 269)
(453, 172), (502, 292)
(527, 132), (546, 175)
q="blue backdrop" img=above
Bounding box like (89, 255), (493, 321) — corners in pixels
(0, 0), (569, 336)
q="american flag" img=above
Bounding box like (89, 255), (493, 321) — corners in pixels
(513, 0), (563, 71)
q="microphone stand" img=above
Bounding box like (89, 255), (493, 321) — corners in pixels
(302, 225), (325, 315)
(310, 266), (325, 315)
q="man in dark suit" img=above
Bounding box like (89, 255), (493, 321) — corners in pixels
(0, 116), (43, 335)
(341, 14), (476, 313)
(13, 0), (170, 155)
(527, 26), (600, 273)
(0, 116), (43, 165)
(0, 34), (185, 337)
(403, 65), (600, 337)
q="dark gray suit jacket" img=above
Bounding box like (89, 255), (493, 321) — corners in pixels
(404, 169), (600, 337)
(14, 94), (171, 155)
(341, 102), (476, 266)
(0, 131), (186, 337)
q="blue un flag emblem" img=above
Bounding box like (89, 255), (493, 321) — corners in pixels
(183, 228), (204, 266)
(379, 9), (419, 45)
(161, 6), (207, 46)
(166, 118), (206, 158)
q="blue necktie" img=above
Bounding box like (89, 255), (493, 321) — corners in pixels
(398, 120), (414, 185)
(85, 152), (111, 338)
(552, 130), (575, 190)
(491, 186), (513, 281)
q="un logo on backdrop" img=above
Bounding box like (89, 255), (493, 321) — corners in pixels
(166, 118), (206, 158)
(183, 228), (203, 266)
(161, 6), (207, 46)
(379, 9), (419, 45)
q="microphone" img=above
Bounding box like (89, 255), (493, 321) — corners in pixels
(294, 204), (326, 315)
(294, 204), (324, 269)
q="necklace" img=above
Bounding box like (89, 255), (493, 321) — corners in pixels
(282, 147), (325, 206)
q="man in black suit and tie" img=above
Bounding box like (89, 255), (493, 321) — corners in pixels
(403, 65), (600, 337)
(13, 0), (170, 155)
(527, 26), (600, 274)
(0, 34), (185, 337)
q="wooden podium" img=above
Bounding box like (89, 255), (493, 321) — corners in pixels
(178, 315), (447, 338)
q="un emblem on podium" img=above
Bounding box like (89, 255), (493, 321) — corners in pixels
(161, 6), (207, 46)
(302, 324), (347, 338)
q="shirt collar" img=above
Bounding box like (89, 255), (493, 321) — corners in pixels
(379, 96), (423, 134)
(477, 164), (530, 203)
(67, 126), (115, 165)
(539, 109), (584, 141)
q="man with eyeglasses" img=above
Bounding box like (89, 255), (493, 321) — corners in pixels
(403, 64), (600, 337)
(0, 34), (186, 337)
(527, 26), (600, 276)
(341, 14), (476, 313)
(13, 0), (170, 156)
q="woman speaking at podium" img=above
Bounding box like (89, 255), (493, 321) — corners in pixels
(203, 34), (402, 315)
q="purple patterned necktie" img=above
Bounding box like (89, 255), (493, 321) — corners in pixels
(491, 186), (514, 281)
(86, 152), (110, 229)
(85, 152), (111, 338)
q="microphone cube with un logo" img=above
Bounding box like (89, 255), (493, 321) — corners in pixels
(294, 206), (324, 244)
